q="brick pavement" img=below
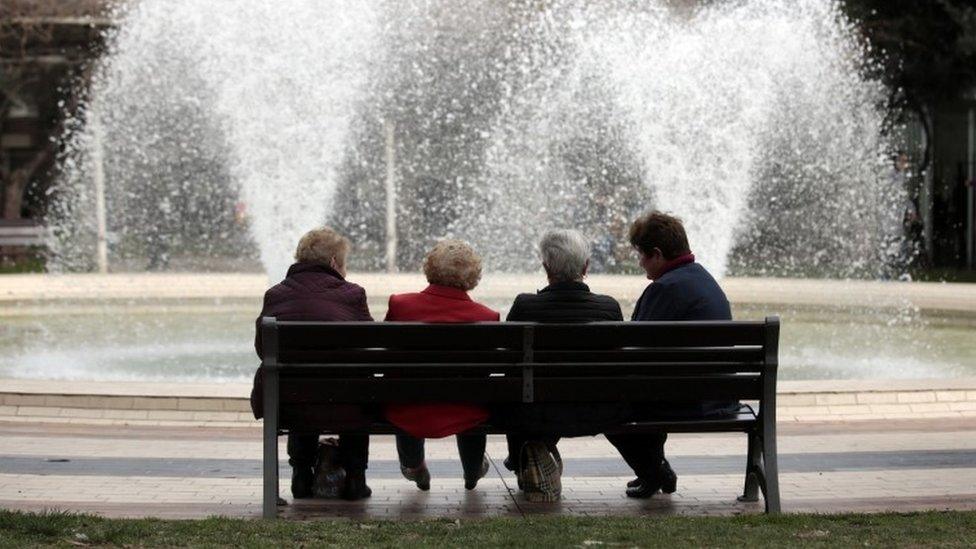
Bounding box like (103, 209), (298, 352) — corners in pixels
(1, 418), (975, 519)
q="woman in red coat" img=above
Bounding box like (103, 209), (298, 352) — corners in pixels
(385, 239), (500, 490)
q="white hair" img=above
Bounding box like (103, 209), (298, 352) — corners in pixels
(540, 229), (591, 282)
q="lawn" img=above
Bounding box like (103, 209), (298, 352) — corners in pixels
(1, 510), (975, 548)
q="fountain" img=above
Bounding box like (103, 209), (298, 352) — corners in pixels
(47, 0), (898, 278)
(2, 0), (970, 383)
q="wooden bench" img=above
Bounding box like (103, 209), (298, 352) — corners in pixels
(0, 220), (50, 247)
(258, 316), (781, 518)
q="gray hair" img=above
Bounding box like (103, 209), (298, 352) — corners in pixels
(540, 229), (591, 282)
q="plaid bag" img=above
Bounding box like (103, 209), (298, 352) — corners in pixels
(518, 441), (563, 502)
(312, 437), (346, 498)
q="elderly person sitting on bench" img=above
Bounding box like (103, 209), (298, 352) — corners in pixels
(499, 229), (629, 499)
(251, 227), (374, 501)
(606, 210), (734, 499)
(384, 239), (500, 491)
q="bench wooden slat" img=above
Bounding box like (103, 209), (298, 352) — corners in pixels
(280, 377), (522, 403)
(278, 322), (525, 350)
(604, 412), (759, 433)
(279, 349), (525, 364)
(533, 322), (766, 348)
(533, 376), (763, 401)
(275, 362), (763, 375)
(533, 347), (764, 362)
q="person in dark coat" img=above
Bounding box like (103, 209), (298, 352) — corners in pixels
(384, 240), (500, 491)
(251, 227), (374, 501)
(501, 229), (629, 479)
(605, 210), (733, 498)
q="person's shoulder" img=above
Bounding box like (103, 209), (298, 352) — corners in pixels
(339, 279), (367, 298)
(588, 291), (620, 304)
(469, 299), (501, 321)
(388, 291), (424, 303)
(513, 292), (543, 305)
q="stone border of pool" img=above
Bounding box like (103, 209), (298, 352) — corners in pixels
(3, 273), (976, 314)
(1, 377), (975, 427)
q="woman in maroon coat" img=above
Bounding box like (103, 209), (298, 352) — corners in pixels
(251, 227), (374, 501)
(384, 240), (500, 491)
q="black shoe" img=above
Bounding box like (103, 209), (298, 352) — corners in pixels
(401, 463), (431, 491)
(625, 477), (661, 499)
(626, 459), (677, 490)
(626, 460), (678, 498)
(341, 472), (372, 501)
(660, 459), (677, 494)
(464, 455), (491, 490)
(291, 466), (314, 499)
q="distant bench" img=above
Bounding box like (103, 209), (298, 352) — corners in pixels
(257, 316), (781, 518)
(0, 220), (50, 247)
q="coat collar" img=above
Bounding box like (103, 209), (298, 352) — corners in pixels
(286, 262), (345, 280)
(539, 280), (590, 293)
(422, 284), (472, 301)
(657, 253), (695, 279)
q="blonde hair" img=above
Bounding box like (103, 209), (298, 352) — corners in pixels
(294, 227), (350, 268)
(423, 239), (482, 291)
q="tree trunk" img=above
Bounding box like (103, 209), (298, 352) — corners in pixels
(1, 146), (53, 220)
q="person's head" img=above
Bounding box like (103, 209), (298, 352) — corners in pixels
(295, 227), (351, 277)
(423, 239), (482, 291)
(628, 211), (691, 280)
(539, 229), (590, 283)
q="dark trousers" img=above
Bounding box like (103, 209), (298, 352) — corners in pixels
(604, 432), (668, 480)
(287, 433), (369, 474)
(396, 433), (486, 479)
(504, 434), (560, 470)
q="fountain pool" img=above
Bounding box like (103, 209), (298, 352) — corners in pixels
(1, 288), (973, 383)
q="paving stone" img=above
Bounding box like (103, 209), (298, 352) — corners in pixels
(897, 392), (937, 404)
(815, 394), (858, 405)
(1, 417), (975, 519)
(855, 392), (899, 404)
(935, 391), (968, 402)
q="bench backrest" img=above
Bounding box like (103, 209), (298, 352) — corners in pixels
(0, 222), (51, 246)
(260, 317), (779, 406)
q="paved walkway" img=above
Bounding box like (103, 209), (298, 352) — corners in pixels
(1, 418), (975, 519)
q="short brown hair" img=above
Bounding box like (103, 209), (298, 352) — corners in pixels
(423, 239), (482, 291)
(628, 211), (690, 260)
(295, 227), (351, 267)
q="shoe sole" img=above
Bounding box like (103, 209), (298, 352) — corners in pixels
(401, 466), (431, 491)
(415, 470), (431, 491)
(464, 457), (491, 490)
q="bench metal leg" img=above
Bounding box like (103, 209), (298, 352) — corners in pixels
(762, 421), (781, 514)
(737, 429), (762, 502)
(262, 368), (280, 519)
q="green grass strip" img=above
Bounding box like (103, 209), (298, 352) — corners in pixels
(1, 509), (975, 548)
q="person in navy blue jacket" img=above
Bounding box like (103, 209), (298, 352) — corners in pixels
(605, 211), (732, 498)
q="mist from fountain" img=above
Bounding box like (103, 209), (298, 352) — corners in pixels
(48, 0), (899, 280)
(49, 0), (380, 280)
(468, 0), (894, 277)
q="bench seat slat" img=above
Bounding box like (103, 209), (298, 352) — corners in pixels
(275, 362), (764, 374)
(277, 413), (759, 435)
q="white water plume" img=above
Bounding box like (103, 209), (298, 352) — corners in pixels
(50, 0), (380, 280)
